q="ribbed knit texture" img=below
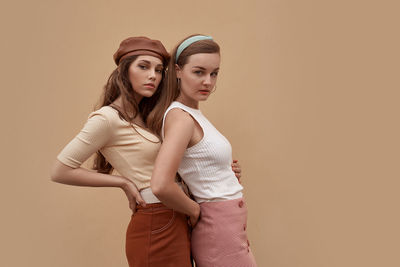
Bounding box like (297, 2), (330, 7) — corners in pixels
(57, 106), (161, 190)
(162, 101), (243, 203)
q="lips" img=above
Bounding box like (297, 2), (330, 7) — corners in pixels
(199, 90), (210, 94)
(144, 83), (155, 89)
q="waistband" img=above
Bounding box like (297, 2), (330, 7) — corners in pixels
(140, 187), (161, 204)
(135, 202), (170, 212)
(196, 191), (243, 203)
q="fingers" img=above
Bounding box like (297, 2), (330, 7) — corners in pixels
(231, 160), (241, 171)
(127, 181), (147, 207)
(189, 215), (199, 228)
(234, 171), (242, 181)
(122, 180), (147, 210)
(129, 201), (137, 214)
(231, 159), (242, 183)
(189, 204), (201, 228)
(231, 164), (239, 170)
(135, 193), (146, 207)
(233, 167), (242, 174)
(231, 160), (242, 181)
(236, 173), (242, 183)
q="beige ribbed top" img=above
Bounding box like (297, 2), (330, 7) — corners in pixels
(57, 106), (161, 190)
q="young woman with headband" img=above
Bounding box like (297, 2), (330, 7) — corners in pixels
(151, 35), (257, 266)
(50, 36), (242, 266)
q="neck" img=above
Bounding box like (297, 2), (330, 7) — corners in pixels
(133, 91), (143, 103)
(112, 96), (140, 118)
(176, 95), (199, 109)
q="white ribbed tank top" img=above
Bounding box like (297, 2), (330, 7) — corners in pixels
(162, 101), (243, 203)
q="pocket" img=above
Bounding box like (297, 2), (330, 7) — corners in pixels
(151, 209), (176, 234)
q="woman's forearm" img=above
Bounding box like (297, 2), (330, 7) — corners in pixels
(51, 159), (128, 188)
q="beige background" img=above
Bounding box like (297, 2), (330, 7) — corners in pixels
(1, 0), (399, 266)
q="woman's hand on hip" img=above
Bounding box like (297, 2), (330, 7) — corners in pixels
(120, 179), (146, 213)
(189, 203), (201, 228)
(231, 159), (242, 183)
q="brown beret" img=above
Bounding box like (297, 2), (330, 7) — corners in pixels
(113, 36), (170, 65)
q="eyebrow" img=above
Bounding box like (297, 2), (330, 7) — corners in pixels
(138, 60), (163, 67)
(192, 66), (220, 71)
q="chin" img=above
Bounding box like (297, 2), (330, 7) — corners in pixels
(141, 91), (156, 98)
(198, 95), (210, 101)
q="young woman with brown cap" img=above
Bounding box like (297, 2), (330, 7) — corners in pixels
(50, 36), (244, 266)
(151, 35), (257, 266)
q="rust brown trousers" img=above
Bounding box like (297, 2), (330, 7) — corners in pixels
(125, 203), (192, 267)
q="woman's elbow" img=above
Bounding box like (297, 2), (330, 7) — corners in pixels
(150, 181), (162, 197)
(50, 167), (62, 183)
(151, 178), (168, 198)
(50, 160), (68, 183)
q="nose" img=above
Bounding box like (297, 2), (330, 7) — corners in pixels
(203, 75), (212, 86)
(148, 68), (156, 80)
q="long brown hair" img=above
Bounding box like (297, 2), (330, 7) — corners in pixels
(147, 35), (220, 137)
(93, 55), (166, 174)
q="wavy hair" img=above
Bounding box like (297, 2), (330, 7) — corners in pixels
(93, 55), (166, 174)
(146, 35), (220, 138)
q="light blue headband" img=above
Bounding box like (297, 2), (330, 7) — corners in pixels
(175, 35), (213, 63)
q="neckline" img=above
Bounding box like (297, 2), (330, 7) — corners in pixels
(104, 105), (159, 137)
(174, 101), (202, 113)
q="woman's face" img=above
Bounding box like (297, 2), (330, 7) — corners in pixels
(176, 53), (220, 107)
(128, 55), (164, 99)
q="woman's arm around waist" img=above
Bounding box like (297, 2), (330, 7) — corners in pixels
(151, 108), (200, 226)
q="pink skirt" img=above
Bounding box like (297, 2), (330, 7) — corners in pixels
(191, 198), (257, 267)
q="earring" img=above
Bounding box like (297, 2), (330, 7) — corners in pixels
(211, 85), (217, 93)
(177, 78), (181, 90)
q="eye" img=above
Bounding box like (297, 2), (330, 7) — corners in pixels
(211, 71), (219, 77)
(138, 64), (148, 70)
(194, 70), (204, 75)
(155, 68), (164, 74)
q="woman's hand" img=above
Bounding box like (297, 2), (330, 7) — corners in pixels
(121, 180), (146, 213)
(231, 159), (242, 183)
(189, 204), (201, 228)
